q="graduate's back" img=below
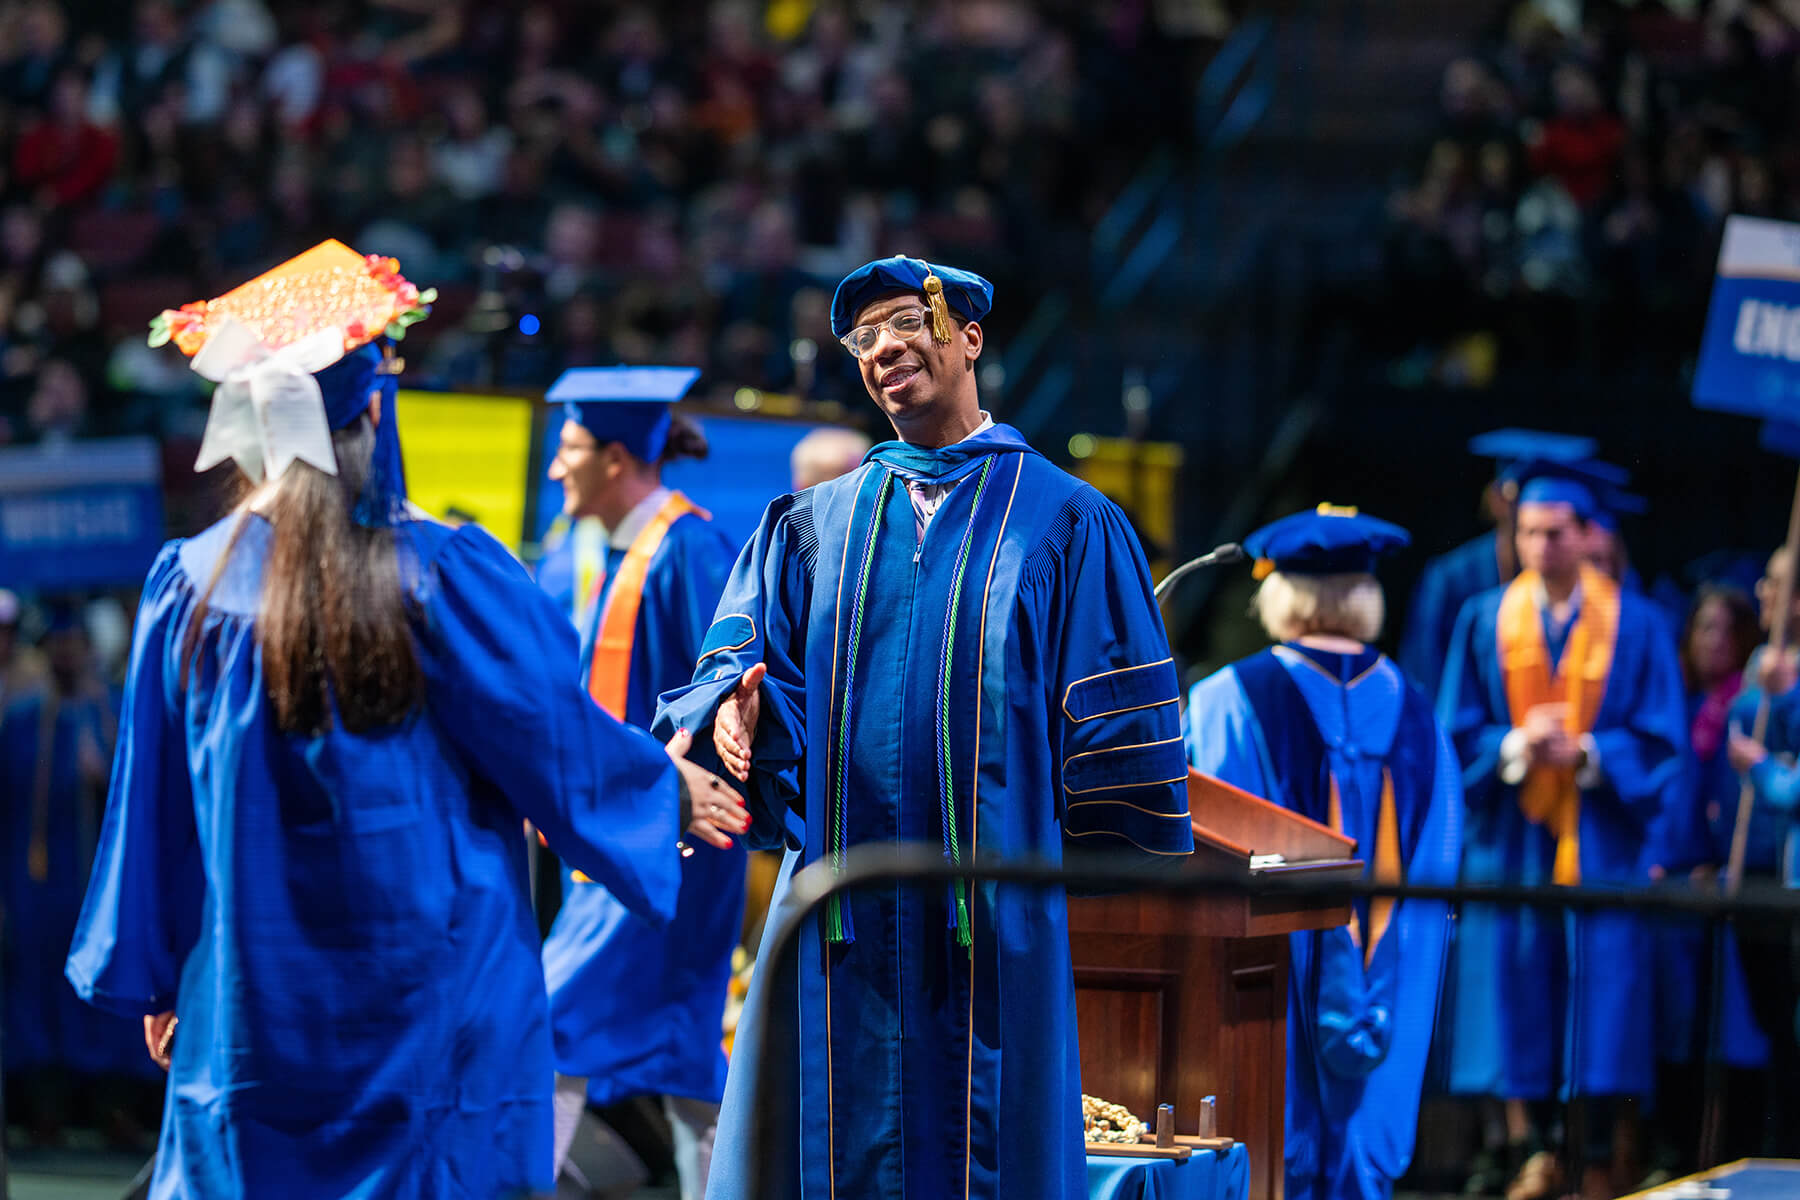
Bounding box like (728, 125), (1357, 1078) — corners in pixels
(66, 501), (689, 1200)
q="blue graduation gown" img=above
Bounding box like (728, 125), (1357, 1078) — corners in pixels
(1399, 532), (1502, 701)
(1643, 690), (1769, 1070)
(65, 513), (687, 1200)
(542, 511), (746, 1107)
(1184, 644), (1460, 1200)
(0, 687), (150, 1077)
(1726, 647), (1800, 883)
(657, 425), (1194, 1200)
(1438, 583), (1685, 1099)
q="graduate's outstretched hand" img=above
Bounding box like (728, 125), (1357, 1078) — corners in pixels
(144, 1012), (176, 1071)
(715, 663), (766, 782)
(668, 727), (750, 850)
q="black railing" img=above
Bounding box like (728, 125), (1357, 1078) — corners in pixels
(745, 841), (1800, 1200)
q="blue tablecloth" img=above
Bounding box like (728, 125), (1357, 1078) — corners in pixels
(1086, 1144), (1250, 1200)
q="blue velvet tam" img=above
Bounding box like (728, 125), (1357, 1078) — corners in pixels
(315, 341), (407, 527)
(1245, 504), (1411, 578)
(829, 256), (993, 339)
(1512, 458), (1628, 523)
(1589, 485), (1647, 533)
(548, 366), (701, 464)
(1467, 428), (1598, 482)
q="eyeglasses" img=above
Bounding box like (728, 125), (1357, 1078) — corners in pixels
(839, 308), (929, 359)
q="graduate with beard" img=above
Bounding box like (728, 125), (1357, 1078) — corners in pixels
(1399, 430), (1599, 698)
(658, 256), (1193, 1199)
(1438, 458), (1686, 1198)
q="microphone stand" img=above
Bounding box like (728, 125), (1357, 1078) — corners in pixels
(1153, 542), (1247, 603)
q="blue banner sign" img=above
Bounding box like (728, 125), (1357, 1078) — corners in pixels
(0, 438), (164, 591)
(1695, 215), (1800, 418)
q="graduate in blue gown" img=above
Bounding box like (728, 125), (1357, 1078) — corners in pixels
(1715, 546), (1800, 1153)
(658, 256), (1194, 1200)
(1642, 584), (1768, 1172)
(1438, 460), (1686, 1192)
(1183, 507), (1462, 1200)
(536, 367), (744, 1200)
(62, 251), (745, 1200)
(1, 604), (154, 1133)
(1399, 430), (1599, 698)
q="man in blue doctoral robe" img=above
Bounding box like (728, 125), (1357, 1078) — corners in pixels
(1400, 430), (1599, 698)
(1438, 460), (1686, 1195)
(657, 256), (1194, 1199)
(536, 368), (744, 1200)
(1185, 506), (1462, 1200)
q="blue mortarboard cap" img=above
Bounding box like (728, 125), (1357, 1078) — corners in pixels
(548, 366), (702, 463)
(1589, 484), (1647, 532)
(1467, 428), (1599, 481)
(830, 256), (994, 340)
(1245, 504), (1411, 578)
(1512, 457), (1628, 521)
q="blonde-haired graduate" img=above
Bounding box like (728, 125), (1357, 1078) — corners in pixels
(1184, 505), (1463, 1200)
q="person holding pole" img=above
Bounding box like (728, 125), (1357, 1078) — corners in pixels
(1438, 457), (1687, 1199)
(1720, 545), (1800, 1153)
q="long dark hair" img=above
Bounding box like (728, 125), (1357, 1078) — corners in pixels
(1679, 583), (1759, 694)
(181, 414), (424, 735)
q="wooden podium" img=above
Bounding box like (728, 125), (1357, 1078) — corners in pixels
(1070, 770), (1361, 1200)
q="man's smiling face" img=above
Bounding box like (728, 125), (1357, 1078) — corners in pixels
(850, 293), (981, 431)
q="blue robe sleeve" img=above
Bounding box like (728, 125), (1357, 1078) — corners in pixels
(65, 545), (206, 1018)
(418, 524), (683, 923)
(1351, 720), (1461, 1177)
(1439, 596), (1510, 797)
(655, 495), (811, 851)
(1055, 498), (1193, 859)
(1588, 602), (1686, 831)
(655, 522), (738, 677)
(1182, 668), (1277, 801)
(1399, 566), (1454, 700)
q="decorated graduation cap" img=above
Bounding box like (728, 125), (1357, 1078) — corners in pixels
(548, 366), (702, 463)
(830, 255), (993, 345)
(1467, 428), (1599, 485)
(1512, 457), (1630, 523)
(149, 240), (434, 527)
(1246, 504), (1411, 579)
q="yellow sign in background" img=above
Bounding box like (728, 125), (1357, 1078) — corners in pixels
(394, 390), (536, 553)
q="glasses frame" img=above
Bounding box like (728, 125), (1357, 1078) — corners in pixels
(838, 307), (931, 359)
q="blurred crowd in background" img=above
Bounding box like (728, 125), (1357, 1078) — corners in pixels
(7, 0), (1800, 1183)
(0, 0), (1204, 452)
(1384, 0), (1796, 385)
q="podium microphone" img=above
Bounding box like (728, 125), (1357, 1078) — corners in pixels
(1153, 543), (1247, 602)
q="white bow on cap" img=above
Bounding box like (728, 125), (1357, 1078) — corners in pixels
(190, 317), (348, 484)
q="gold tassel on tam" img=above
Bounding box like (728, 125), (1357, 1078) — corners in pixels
(922, 272), (953, 344)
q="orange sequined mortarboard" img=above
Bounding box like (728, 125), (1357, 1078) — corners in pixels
(148, 239), (434, 357)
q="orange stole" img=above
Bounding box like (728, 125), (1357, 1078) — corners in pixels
(1326, 770), (1403, 967)
(1496, 564), (1619, 885)
(585, 491), (707, 719)
(569, 492), (706, 885)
